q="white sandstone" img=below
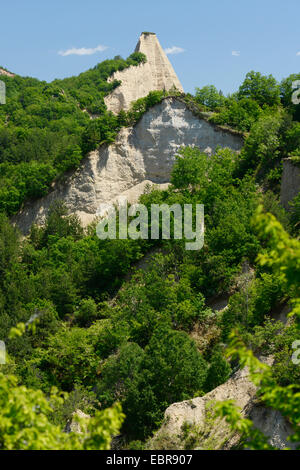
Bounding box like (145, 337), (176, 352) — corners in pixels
(13, 98), (243, 234)
(104, 33), (184, 114)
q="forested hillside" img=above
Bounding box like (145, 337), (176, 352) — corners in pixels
(0, 52), (146, 214)
(0, 58), (299, 449)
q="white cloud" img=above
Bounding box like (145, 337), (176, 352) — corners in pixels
(296, 51), (300, 56)
(58, 44), (108, 57)
(232, 51), (240, 57)
(164, 46), (185, 55)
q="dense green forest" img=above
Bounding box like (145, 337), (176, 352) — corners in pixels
(0, 57), (299, 449)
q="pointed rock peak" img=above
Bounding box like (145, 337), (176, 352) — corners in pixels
(135, 31), (159, 47)
(104, 33), (184, 114)
(134, 32), (184, 92)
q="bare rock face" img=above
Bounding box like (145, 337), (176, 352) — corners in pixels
(65, 409), (90, 434)
(104, 33), (184, 113)
(0, 68), (15, 77)
(148, 367), (256, 450)
(280, 158), (300, 210)
(148, 360), (296, 450)
(249, 406), (296, 450)
(13, 98), (243, 234)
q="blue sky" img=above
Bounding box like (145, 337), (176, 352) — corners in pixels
(1, 0), (299, 95)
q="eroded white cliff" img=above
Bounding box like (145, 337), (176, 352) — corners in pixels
(148, 360), (296, 450)
(14, 98), (243, 234)
(104, 33), (184, 113)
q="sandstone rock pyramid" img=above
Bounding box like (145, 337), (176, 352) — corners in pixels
(14, 34), (244, 234)
(104, 32), (184, 113)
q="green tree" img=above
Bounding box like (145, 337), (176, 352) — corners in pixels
(210, 97), (262, 132)
(123, 326), (208, 438)
(28, 325), (98, 391)
(195, 85), (226, 110)
(238, 71), (280, 107)
(171, 147), (208, 191)
(97, 342), (145, 408)
(74, 298), (98, 327)
(0, 373), (124, 450)
(54, 144), (83, 172)
(204, 348), (231, 392)
(39, 201), (83, 247)
(238, 112), (282, 175)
